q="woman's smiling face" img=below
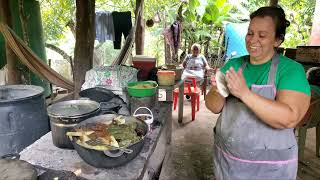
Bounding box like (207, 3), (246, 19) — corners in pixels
(245, 16), (282, 64)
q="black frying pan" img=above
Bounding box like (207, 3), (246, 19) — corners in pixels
(70, 114), (148, 168)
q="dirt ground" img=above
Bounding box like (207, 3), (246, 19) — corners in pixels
(159, 95), (217, 180)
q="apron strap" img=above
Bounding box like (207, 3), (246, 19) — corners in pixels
(241, 53), (280, 85)
(267, 53), (280, 85)
(240, 55), (249, 70)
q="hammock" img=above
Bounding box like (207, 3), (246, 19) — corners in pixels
(0, 23), (74, 91)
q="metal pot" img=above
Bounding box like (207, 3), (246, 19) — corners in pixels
(47, 100), (101, 149)
(71, 114), (148, 168)
(0, 85), (49, 156)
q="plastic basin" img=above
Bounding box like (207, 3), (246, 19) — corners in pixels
(127, 81), (158, 97)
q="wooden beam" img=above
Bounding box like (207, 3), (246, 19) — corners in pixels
(310, 0), (320, 45)
(0, 0), (22, 84)
(269, 0), (279, 6)
(73, 0), (95, 98)
(135, 0), (145, 55)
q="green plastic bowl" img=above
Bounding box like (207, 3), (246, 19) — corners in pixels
(127, 81), (158, 97)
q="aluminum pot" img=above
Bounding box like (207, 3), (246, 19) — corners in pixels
(47, 100), (101, 149)
(71, 114), (148, 168)
(0, 85), (49, 156)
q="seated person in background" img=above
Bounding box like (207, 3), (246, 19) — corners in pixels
(181, 43), (211, 82)
(307, 67), (320, 98)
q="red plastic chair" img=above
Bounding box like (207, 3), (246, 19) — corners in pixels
(173, 76), (201, 121)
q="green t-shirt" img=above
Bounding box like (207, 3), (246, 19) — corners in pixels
(221, 55), (311, 96)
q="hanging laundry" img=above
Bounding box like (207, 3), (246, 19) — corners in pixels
(170, 21), (182, 54)
(95, 11), (115, 42)
(112, 11), (132, 49)
(163, 27), (174, 47)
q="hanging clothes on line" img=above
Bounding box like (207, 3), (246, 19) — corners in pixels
(112, 11), (132, 49)
(163, 27), (174, 48)
(163, 20), (182, 63)
(170, 20), (182, 55)
(95, 11), (115, 42)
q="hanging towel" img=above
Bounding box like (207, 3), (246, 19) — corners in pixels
(171, 21), (182, 54)
(163, 27), (174, 47)
(95, 11), (115, 42)
(112, 11), (132, 49)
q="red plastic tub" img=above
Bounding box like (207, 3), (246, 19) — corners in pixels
(132, 55), (156, 80)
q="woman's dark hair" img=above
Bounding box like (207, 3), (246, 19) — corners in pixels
(307, 67), (320, 86)
(250, 6), (290, 43)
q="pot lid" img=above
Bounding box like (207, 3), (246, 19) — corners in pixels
(0, 159), (37, 180)
(0, 85), (43, 103)
(47, 100), (100, 118)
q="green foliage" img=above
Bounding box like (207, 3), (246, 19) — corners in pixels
(180, 0), (235, 58)
(39, 0), (316, 69)
(39, 0), (75, 43)
(240, 0), (316, 48)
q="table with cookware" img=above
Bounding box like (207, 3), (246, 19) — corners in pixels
(19, 99), (172, 180)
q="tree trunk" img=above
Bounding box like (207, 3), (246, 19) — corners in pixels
(135, 0), (144, 55)
(310, 0), (320, 45)
(0, 0), (22, 84)
(269, 0), (279, 6)
(73, 0), (95, 98)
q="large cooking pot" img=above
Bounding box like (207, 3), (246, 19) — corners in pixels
(47, 100), (101, 149)
(71, 114), (148, 168)
(0, 85), (49, 156)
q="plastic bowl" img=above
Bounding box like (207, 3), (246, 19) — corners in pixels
(127, 81), (158, 97)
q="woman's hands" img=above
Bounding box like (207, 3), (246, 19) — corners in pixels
(225, 67), (250, 100)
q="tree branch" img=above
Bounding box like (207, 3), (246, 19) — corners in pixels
(45, 43), (74, 76)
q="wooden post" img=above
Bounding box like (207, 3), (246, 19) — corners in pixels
(74, 0), (95, 98)
(269, 0), (279, 6)
(135, 0), (145, 55)
(0, 0), (22, 84)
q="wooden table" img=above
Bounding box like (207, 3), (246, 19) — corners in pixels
(158, 79), (184, 124)
(20, 102), (172, 180)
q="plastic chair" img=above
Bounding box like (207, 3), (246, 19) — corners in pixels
(173, 76), (201, 121)
(297, 94), (320, 162)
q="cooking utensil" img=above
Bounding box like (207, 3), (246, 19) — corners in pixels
(47, 99), (101, 149)
(70, 114), (148, 168)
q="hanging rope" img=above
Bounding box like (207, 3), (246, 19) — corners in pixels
(0, 23), (74, 91)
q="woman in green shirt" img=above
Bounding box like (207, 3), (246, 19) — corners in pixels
(205, 6), (310, 179)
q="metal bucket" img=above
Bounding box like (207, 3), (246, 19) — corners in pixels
(0, 85), (49, 156)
